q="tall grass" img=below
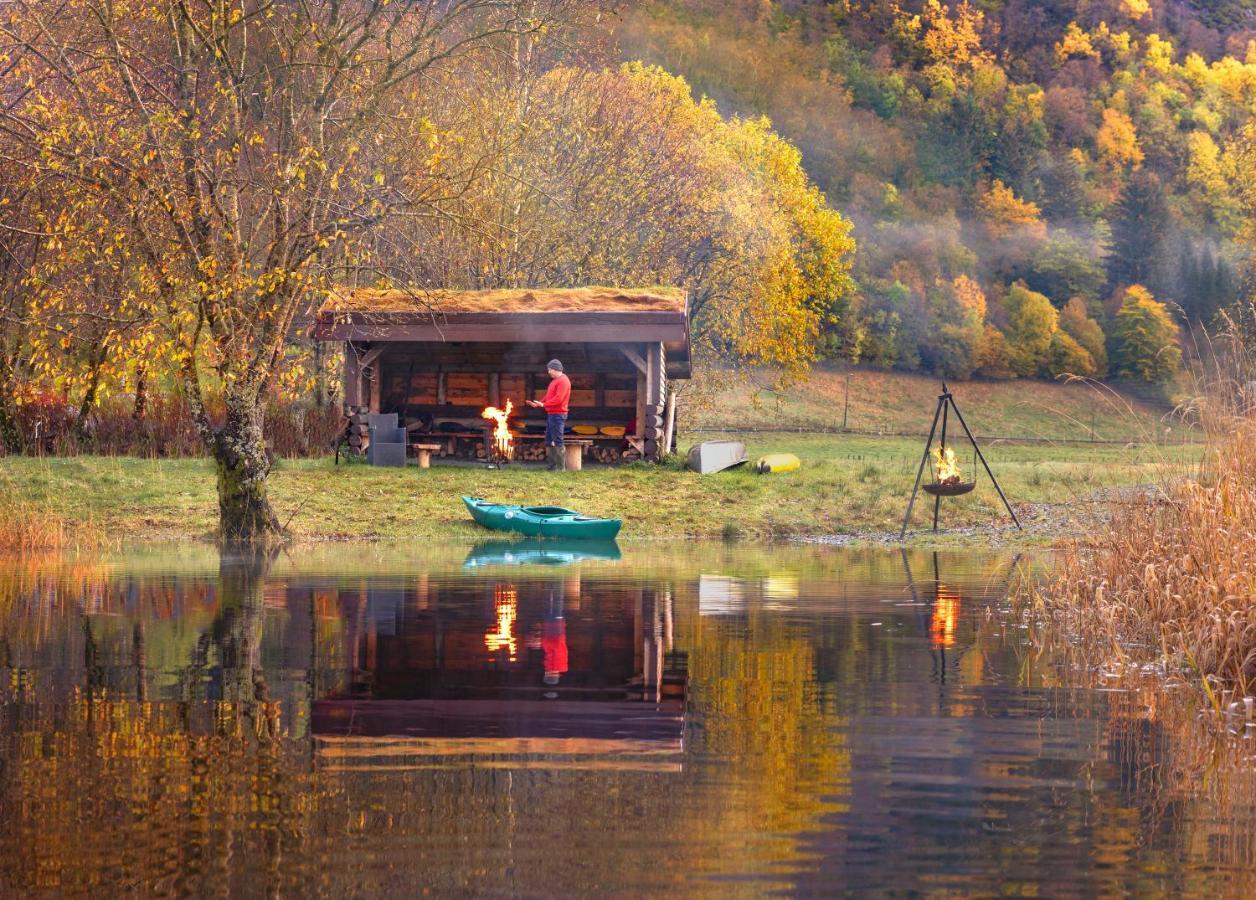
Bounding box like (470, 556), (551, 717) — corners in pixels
(0, 491), (106, 553)
(1038, 308), (1256, 699)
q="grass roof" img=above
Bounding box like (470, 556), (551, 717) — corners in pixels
(318, 286), (686, 318)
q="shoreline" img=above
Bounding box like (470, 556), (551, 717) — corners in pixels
(0, 443), (1179, 549)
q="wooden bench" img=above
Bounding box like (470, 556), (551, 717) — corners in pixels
(412, 443), (442, 469)
(563, 439), (594, 471)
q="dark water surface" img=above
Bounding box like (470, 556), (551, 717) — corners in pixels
(1, 542), (1253, 895)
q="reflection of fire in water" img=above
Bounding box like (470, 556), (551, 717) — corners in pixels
(930, 583), (960, 648)
(485, 585), (518, 660)
(481, 400), (514, 459)
(933, 445), (961, 485)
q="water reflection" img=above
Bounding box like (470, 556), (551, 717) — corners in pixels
(0, 544), (1253, 894)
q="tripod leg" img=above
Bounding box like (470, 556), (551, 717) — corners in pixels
(948, 396), (1021, 529)
(932, 493), (941, 531)
(900, 397), (945, 540)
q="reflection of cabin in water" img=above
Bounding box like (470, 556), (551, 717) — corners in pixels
(311, 287), (692, 463)
(312, 576), (688, 771)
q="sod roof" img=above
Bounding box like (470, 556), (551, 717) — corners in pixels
(317, 286), (686, 319)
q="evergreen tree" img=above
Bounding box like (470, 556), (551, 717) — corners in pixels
(1107, 171), (1169, 294)
(1033, 155), (1088, 224)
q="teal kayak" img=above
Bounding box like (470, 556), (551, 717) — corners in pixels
(463, 539), (622, 568)
(462, 496), (622, 540)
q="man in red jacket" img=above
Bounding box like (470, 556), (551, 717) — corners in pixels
(526, 359), (570, 470)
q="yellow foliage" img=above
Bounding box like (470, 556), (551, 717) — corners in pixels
(976, 179), (1046, 240)
(1096, 107), (1144, 170)
(952, 274), (987, 321)
(1120, 0), (1152, 21)
(1143, 33), (1175, 74)
(1056, 23), (1098, 63)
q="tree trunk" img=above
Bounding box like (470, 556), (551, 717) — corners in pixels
(73, 347), (107, 447)
(0, 400), (19, 454)
(132, 362), (148, 422)
(0, 361), (22, 453)
(214, 398), (282, 545)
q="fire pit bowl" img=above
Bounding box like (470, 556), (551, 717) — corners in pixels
(923, 481), (975, 497)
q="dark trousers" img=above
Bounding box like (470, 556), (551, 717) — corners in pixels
(545, 414), (567, 447)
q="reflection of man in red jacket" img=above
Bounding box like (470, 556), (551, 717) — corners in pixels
(526, 359), (570, 471)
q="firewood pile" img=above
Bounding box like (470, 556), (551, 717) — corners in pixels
(590, 445), (624, 464)
(515, 444), (548, 462)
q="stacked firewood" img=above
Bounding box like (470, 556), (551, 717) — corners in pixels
(516, 444), (548, 462)
(345, 408), (369, 453)
(589, 446), (622, 464)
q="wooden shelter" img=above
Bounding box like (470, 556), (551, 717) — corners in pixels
(311, 286), (691, 463)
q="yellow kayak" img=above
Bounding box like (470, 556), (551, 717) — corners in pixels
(756, 453), (800, 474)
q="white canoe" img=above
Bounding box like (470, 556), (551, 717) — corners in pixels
(686, 440), (749, 475)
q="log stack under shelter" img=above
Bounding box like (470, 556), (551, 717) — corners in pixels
(311, 286), (692, 464)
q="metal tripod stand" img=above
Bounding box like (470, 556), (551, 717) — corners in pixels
(900, 382), (1021, 540)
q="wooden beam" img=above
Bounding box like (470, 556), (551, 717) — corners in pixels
(621, 346), (648, 375)
(359, 345), (387, 369)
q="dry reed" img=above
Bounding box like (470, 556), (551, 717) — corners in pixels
(1037, 311), (1256, 699)
(0, 495), (106, 553)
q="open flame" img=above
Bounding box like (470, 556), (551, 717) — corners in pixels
(485, 584), (518, 660)
(933, 445), (962, 485)
(481, 399), (514, 459)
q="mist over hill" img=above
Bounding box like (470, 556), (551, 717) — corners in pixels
(614, 0), (1256, 383)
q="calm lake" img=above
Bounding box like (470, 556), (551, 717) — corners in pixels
(1, 542), (1253, 895)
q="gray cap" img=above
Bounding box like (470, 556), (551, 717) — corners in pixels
(546, 359), (563, 372)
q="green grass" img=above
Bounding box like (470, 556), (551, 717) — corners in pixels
(0, 434), (1198, 544)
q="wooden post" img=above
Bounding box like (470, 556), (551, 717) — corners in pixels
(662, 388), (677, 457)
(644, 342), (665, 461)
(635, 351), (647, 446)
(343, 342), (363, 409)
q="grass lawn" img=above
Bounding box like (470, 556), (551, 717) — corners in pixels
(688, 366), (1191, 442)
(0, 433), (1198, 544)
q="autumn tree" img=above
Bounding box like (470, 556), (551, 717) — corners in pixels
(1, 0), (589, 540)
(386, 62), (855, 382)
(1059, 296), (1108, 375)
(1001, 282), (1058, 376)
(1107, 285), (1182, 382)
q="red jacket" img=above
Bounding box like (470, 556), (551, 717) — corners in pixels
(543, 373), (571, 414)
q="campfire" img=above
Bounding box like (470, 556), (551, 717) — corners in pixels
(902, 382), (1019, 537)
(933, 445), (961, 486)
(481, 400), (514, 461)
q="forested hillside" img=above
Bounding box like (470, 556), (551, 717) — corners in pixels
(617, 0), (1256, 382)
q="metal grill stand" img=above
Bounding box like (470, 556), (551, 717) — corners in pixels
(900, 382), (1021, 539)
